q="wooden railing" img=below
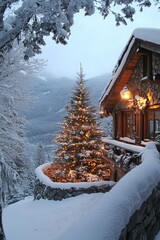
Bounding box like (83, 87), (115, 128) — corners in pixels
(102, 138), (143, 182)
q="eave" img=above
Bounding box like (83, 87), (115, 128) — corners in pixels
(100, 36), (160, 115)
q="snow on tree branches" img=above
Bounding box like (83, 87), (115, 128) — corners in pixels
(0, 0), (159, 58)
(43, 67), (112, 183)
(0, 41), (44, 204)
(55, 66), (105, 164)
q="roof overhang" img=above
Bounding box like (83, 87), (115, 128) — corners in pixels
(99, 34), (160, 115)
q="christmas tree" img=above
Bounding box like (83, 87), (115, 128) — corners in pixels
(46, 66), (111, 182)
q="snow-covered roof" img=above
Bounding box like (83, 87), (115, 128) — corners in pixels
(133, 28), (160, 46)
(100, 28), (160, 107)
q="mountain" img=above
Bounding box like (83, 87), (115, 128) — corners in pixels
(23, 73), (111, 146)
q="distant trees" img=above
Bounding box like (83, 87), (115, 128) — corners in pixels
(35, 143), (47, 168)
(0, 0), (159, 59)
(0, 40), (44, 238)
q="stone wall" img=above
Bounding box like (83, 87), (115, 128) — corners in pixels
(34, 179), (113, 201)
(119, 184), (160, 240)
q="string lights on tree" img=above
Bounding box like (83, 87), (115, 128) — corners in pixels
(44, 66), (111, 183)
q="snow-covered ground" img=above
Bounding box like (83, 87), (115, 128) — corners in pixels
(3, 193), (160, 240)
(3, 142), (160, 240)
(3, 193), (104, 240)
(156, 232), (160, 240)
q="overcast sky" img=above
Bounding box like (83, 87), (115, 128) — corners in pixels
(39, 4), (160, 79)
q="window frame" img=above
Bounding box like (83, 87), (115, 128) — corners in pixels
(146, 109), (160, 140)
(142, 52), (153, 81)
(122, 110), (135, 139)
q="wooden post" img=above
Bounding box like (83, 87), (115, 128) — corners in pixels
(135, 109), (142, 145)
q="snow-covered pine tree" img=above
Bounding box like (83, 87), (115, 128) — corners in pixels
(0, 41), (44, 203)
(52, 66), (109, 182)
(35, 143), (46, 168)
(0, 40), (44, 240)
(0, 151), (23, 206)
(0, 101), (34, 201)
(0, 150), (25, 240)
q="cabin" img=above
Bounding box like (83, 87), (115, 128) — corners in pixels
(100, 28), (160, 146)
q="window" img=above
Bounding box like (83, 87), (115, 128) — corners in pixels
(155, 111), (160, 137)
(147, 109), (160, 139)
(143, 55), (148, 78)
(142, 53), (153, 80)
(122, 111), (135, 138)
(148, 111), (154, 139)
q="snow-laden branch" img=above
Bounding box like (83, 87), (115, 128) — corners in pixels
(0, 40), (45, 108)
(0, 0), (159, 58)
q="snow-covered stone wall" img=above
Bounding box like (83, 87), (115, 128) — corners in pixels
(117, 142), (160, 239)
(34, 142), (160, 239)
(34, 164), (115, 200)
(55, 142), (160, 240)
(34, 179), (113, 201)
(119, 184), (160, 239)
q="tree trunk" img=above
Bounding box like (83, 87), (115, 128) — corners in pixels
(0, 205), (6, 240)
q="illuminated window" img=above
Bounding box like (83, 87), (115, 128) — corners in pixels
(147, 110), (160, 139)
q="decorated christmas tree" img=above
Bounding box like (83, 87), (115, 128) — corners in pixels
(46, 66), (111, 182)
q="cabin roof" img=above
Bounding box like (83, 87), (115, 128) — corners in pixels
(99, 28), (160, 114)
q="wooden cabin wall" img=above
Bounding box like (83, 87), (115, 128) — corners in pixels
(128, 52), (160, 105)
(113, 52), (160, 142)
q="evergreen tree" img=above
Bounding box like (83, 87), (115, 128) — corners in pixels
(0, 41), (43, 202)
(51, 67), (110, 182)
(0, 41), (43, 240)
(35, 143), (46, 168)
(0, 151), (23, 206)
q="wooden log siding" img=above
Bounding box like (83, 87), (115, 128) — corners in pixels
(105, 51), (160, 141)
(100, 30), (160, 144)
(101, 50), (142, 115)
(100, 37), (160, 116)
